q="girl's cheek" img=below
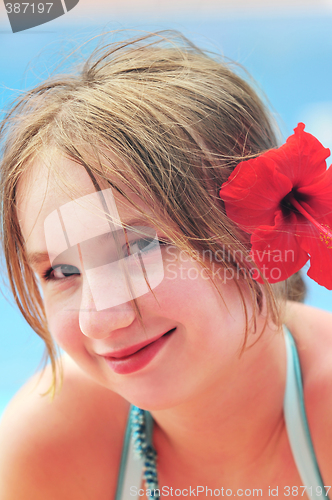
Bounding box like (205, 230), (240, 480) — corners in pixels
(46, 307), (81, 353)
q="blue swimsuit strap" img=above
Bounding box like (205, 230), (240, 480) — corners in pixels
(114, 410), (151, 500)
(283, 325), (328, 498)
(115, 327), (328, 500)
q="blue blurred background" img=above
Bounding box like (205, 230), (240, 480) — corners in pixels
(0, 2), (332, 416)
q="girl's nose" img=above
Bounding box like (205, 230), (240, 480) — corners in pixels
(78, 278), (136, 339)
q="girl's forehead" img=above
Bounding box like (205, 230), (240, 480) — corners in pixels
(16, 156), (155, 249)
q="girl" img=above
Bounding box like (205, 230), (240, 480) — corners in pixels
(0, 32), (332, 500)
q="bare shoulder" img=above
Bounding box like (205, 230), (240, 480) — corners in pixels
(285, 301), (332, 374)
(0, 355), (129, 500)
(285, 301), (332, 484)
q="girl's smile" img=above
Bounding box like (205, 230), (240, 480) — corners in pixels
(100, 327), (176, 374)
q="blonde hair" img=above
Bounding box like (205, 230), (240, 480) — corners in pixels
(0, 31), (303, 394)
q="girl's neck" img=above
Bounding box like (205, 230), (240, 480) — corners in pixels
(150, 324), (287, 474)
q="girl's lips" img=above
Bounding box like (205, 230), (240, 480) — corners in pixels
(102, 328), (176, 375)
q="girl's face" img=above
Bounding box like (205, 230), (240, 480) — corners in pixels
(17, 155), (253, 410)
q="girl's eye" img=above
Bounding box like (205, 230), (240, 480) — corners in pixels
(123, 237), (164, 256)
(43, 264), (81, 281)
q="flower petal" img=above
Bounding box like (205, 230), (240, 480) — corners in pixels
(297, 164), (332, 219)
(219, 156), (292, 232)
(269, 123), (331, 188)
(299, 218), (332, 290)
(250, 211), (309, 283)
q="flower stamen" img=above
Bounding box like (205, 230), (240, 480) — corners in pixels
(289, 194), (332, 245)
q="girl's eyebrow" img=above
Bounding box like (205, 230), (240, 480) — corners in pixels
(108, 216), (153, 229)
(28, 251), (51, 269)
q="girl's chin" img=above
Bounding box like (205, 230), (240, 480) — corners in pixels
(104, 381), (184, 411)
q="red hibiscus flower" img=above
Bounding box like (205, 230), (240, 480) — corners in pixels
(219, 123), (332, 289)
